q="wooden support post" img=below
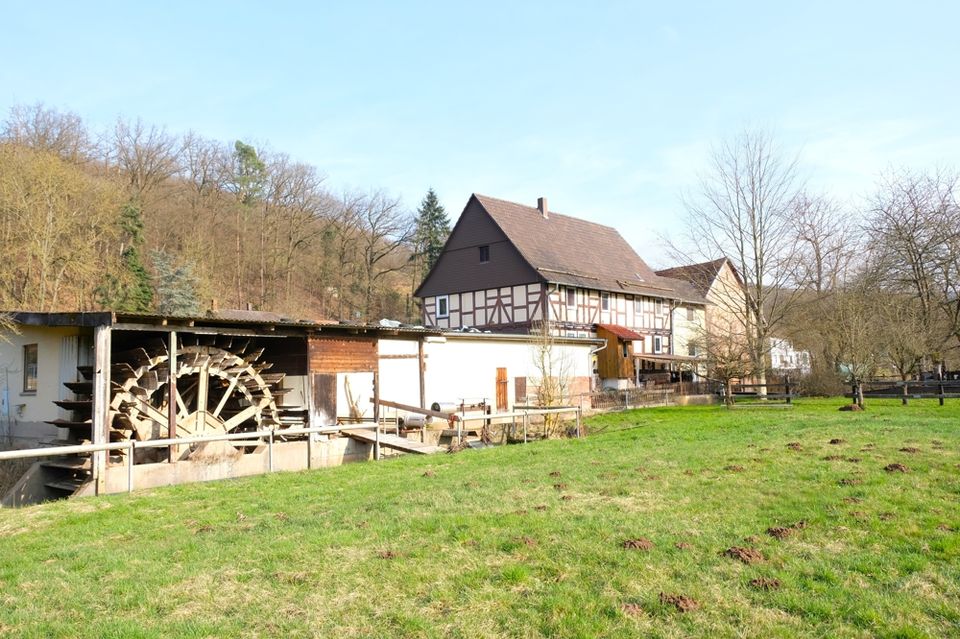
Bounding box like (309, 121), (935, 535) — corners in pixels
(522, 410), (528, 443)
(92, 325), (111, 495)
(418, 338), (426, 410)
(168, 331), (178, 462)
(576, 406), (582, 439)
(372, 371), (380, 460)
(268, 429), (274, 472)
(785, 376), (792, 404)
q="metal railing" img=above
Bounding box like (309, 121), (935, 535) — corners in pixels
(0, 424), (360, 494)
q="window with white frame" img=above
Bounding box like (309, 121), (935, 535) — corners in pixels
(22, 343), (38, 393)
(686, 306), (695, 321)
(655, 298), (664, 314)
(601, 292), (610, 311)
(653, 335), (662, 354)
(634, 298), (642, 313)
(436, 295), (449, 319)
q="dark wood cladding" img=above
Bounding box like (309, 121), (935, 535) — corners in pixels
(308, 336), (378, 373)
(416, 198), (541, 297)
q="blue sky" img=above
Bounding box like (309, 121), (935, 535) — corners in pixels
(2, 1), (958, 266)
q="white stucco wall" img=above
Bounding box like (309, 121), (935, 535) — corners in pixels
(0, 325), (90, 447)
(378, 334), (595, 412)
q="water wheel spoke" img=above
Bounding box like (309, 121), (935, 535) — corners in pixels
(213, 375), (240, 418)
(222, 404), (259, 431)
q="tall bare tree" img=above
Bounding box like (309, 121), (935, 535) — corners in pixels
(1, 103), (93, 163)
(678, 130), (802, 392)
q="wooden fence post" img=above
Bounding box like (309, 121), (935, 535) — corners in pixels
(785, 375), (792, 405)
(938, 367), (945, 406)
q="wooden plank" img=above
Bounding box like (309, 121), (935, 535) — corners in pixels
(342, 429), (444, 454)
(418, 338), (426, 410)
(308, 336), (378, 373)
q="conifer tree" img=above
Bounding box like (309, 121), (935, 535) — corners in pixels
(95, 201), (153, 312)
(413, 188), (451, 273)
(151, 250), (201, 316)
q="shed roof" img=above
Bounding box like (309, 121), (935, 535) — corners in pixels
(597, 324), (645, 341)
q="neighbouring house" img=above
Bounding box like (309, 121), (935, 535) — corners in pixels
(769, 337), (811, 376)
(414, 194), (708, 389)
(655, 257), (747, 343)
(0, 310), (598, 505)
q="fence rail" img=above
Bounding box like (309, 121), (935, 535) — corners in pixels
(849, 375), (959, 406)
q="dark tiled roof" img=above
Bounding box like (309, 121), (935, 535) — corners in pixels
(473, 194), (706, 304)
(655, 258), (729, 298)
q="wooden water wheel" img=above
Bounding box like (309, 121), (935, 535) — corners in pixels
(109, 337), (283, 460)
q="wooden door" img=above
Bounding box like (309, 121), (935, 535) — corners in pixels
(496, 367), (508, 411)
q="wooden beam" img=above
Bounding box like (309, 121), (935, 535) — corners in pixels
(91, 325), (111, 495)
(371, 398), (460, 422)
(168, 331), (178, 462)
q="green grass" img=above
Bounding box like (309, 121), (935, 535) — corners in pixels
(1, 398), (958, 638)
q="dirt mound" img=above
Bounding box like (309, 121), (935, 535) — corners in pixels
(723, 546), (765, 564)
(843, 496), (863, 504)
(534, 505), (547, 512)
(899, 447), (920, 454)
(561, 494), (574, 501)
(829, 438), (846, 444)
(787, 442), (803, 451)
(839, 477), (863, 486)
(659, 592), (700, 612)
(549, 470), (562, 477)
(937, 523), (956, 532)
(516, 536), (538, 547)
(884, 463), (909, 473)
(553, 483), (568, 490)
(766, 521), (807, 540)
(823, 454), (844, 461)
(879, 512), (895, 521)
(422, 470), (435, 477)
(674, 541), (692, 550)
(622, 538), (654, 551)
(743, 535), (761, 544)
(839, 404), (864, 411)
(849, 510), (867, 520)
(621, 603), (645, 617)
(724, 464), (746, 472)
(845, 457), (862, 463)
(749, 577), (782, 590)
(377, 550), (399, 559)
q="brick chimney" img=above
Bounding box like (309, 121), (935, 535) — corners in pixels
(537, 196), (548, 219)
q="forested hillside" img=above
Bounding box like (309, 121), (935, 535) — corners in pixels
(0, 103), (448, 322)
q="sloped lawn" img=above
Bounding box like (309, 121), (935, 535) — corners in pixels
(0, 399), (958, 638)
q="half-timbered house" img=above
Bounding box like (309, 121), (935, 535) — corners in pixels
(414, 194), (707, 386)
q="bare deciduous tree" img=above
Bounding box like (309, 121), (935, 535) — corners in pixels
(677, 130), (802, 393)
(1, 103), (93, 163)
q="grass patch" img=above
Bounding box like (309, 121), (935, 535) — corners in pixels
(1, 398), (958, 637)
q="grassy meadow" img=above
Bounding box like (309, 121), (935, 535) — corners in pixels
(0, 398), (958, 638)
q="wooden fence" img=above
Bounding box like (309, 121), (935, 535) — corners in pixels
(849, 375), (960, 406)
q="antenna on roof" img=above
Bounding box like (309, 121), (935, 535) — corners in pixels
(537, 196), (548, 219)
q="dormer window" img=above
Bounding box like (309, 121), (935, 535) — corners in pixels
(478, 245), (490, 263)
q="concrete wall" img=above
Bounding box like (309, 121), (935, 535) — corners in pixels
(93, 436), (373, 495)
(0, 325), (89, 448)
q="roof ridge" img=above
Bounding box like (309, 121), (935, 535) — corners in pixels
(473, 193), (620, 232)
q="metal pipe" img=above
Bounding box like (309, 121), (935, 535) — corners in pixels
(268, 429), (274, 472)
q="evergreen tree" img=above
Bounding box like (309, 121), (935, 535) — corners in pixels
(151, 250), (201, 316)
(95, 201), (153, 312)
(413, 188), (451, 272)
